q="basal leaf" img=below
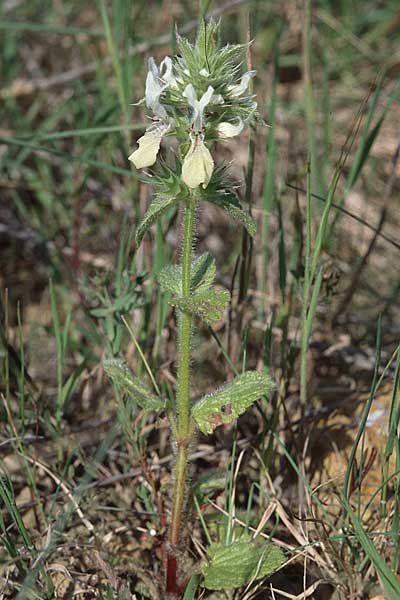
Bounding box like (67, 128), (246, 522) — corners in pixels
(176, 288), (230, 323)
(192, 371), (274, 434)
(104, 358), (165, 411)
(193, 470), (227, 496)
(135, 195), (179, 247)
(202, 538), (285, 590)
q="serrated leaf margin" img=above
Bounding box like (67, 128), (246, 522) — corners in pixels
(104, 358), (165, 411)
(202, 538), (285, 590)
(135, 195), (179, 247)
(192, 371), (274, 434)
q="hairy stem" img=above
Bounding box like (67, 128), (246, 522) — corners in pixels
(167, 195), (196, 594)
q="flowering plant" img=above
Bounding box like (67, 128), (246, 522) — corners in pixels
(105, 20), (283, 598)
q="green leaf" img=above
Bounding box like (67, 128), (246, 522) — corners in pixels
(135, 195), (179, 247)
(195, 18), (218, 60)
(192, 371), (274, 434)
(158, 253), (216, 297)
(191, 253), (216, 293)
(103, 358), (165, 411)
(182, 575), (200, 600)
(158, 264), (181, 295)
(193, 470), (227, 496)
(199, 167), (256, 237)
(207, 194), (256, 237)
(177, 289), (230, 323)
(202, 538), (285, 590)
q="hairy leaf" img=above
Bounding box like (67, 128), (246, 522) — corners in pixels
(104, 358), (164, 411)
(206, 194), (256, 237)
(192, 371), (274, 434)
(158, 264), (181, 295)
(135, 195), (179, 247)
(176, 288), (230, 323)
(158, 253), (216, 297)
(193, 470), (227, 497)
(199, 166), (256, 237)
(202, 538), (285, 590)
(191, 253), (216, 293)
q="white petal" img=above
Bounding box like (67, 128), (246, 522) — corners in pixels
(145, 57), (169, 119)
(228, 70), (256, 97)
(182, 137), (214, 189)
(199, 68), (210, 77)
(183, 84), (214, 132)
(198, 86), (214, 111)
(182, 83), (197, 107)
(148, 57), (159, 78)
(128, 125), (166, 169)
(160, 56), (178, 89)
(217, 118), (244, 138)
(145, 70), (167, 119)
(211, 94), (224, 105)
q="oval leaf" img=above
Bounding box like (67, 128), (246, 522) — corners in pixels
(158, 253), (216, 297)
(192, 371), (274, 434)
(191, 253), (216, 293)
(135, 195), (179, 247)
(158, 264), (182, 295)
(199, 166), (256, 237)
(206, 194), (256, 237)
(104, 358), (164, 411)
(176, 289), (230, 323)
(202, 538), (285, 590)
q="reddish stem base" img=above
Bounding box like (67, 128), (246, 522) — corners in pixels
(166, 551), (186, 597)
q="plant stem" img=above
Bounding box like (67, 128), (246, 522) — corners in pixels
(167, 195), (196, 595)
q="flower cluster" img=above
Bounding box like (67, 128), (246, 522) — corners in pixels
(128, 20), (258, 189)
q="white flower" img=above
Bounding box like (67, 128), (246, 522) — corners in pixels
(217, 118), (244, 138)
(129, 56), (176, 170)
(183, 84), (214, 132)
(159, 56), (179, 89)
(211, 93), (224, 105)
(182, 133), (214, 189)
(145, 58), (168, 119)
(228, 70), (256, 97)
(128, 122), (170, 169)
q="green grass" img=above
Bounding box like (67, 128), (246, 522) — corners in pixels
(1, 0), (400, 598)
